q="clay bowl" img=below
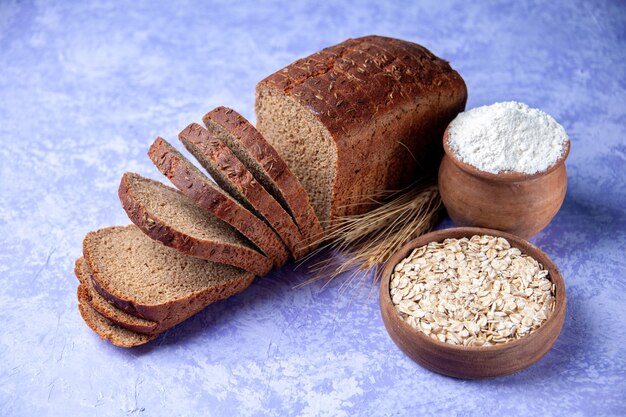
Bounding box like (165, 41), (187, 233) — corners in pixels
(438, 128), (570, 238)
(379, 227), (566, 379)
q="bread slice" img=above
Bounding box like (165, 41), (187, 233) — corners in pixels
(83, 225), (255, 325)
(203, 107), (323, 252)
(147, 136), (289, 268)
(77, 287), (157, 348)
(255, 35), (467, 226)
(179, 123), (308, 259)
(75, 257), (160, 335)
(119, 172), (272, 276)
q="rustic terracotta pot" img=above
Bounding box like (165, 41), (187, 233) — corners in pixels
(438, 128), (570, 238)
(379, 227), (566, 379)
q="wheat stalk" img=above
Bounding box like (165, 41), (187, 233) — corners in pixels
(299, 182), (441, 290)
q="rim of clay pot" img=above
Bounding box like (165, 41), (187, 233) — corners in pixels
(442, 127), (571, 182)
(380, 227), (566, 353)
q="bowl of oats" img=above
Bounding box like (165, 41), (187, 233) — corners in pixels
(379, 227), (566, 379)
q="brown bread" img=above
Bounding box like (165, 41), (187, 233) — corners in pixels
(179, 123), (308, 259)
(82, 225), (255, 325)
(255, 35), (467, 227)
(74, 257), (159, 335)
(203, 107), (323, 252)
(77, 287), (157, 348)
(118, 172), (272, 275)
(147, 136), (289, 267)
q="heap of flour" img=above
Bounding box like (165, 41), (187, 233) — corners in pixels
(447, 101), (569, 175)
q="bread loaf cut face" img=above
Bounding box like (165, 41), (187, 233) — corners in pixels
(255, 35), (468, 227)
(255, 90), (336, 227)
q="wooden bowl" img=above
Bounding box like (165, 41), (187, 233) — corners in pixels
(379, 227), (566, 379)
(438, 128), (570, 238)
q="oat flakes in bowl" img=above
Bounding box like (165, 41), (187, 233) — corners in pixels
(379, 227), (566, 379)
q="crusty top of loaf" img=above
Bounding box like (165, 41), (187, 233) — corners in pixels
(256, 35), (468, 220)
(257, 35), (467, 138)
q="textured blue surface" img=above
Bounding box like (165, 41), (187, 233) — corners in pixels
(1, 0), (625, 416)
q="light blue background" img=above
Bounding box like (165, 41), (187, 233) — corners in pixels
(1, 1), (625, 416)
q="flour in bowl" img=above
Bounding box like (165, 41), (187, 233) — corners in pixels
(447, 101), (569, 174)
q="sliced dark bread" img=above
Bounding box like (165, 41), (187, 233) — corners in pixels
(147, 137), (289, 268)
(77, 287), (157, 348)
(179, 123), (308, 260)
(203, 107), (323, 253)
(83, 225), (255, 326)
(75, 257), (160, 335)
(119, 172), (272, 276)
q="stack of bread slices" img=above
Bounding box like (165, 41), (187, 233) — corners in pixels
(75, 35), (467, 347)
(76, 107), (324, 347)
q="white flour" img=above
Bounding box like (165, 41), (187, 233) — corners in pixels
(447, 101), (569, 174)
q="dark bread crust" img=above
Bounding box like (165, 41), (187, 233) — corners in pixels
(118, 172), (272, 275)
(148, 137), (289, 268)
(203, 107), (324, 252)
(179, 123), (308, 259)
(82, 225), (256, 324)
(77, 286), (157, 348)
(74, 257), (160, 335)
(256, 35), (467, 219)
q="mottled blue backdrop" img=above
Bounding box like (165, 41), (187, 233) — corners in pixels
(1, 1), (625, 416)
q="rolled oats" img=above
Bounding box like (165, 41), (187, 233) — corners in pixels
(389, 235), (555, 347)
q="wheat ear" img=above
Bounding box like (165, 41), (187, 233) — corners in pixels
(298, 183), (441, 289)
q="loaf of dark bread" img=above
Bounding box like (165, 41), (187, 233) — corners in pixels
(255, 35), (467, 226)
